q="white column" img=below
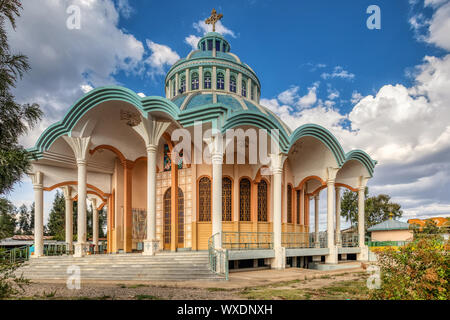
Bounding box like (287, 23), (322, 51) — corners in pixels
(225, 68), (230, 93)
(63, 136), (91, 257)
(144, 144), (158, 255)
(199, 66), (204, 90)
(314, 195), (320, 247)
(358, 187), (366, 249)
(212, 151), (223, 248)
(185, 69), (190, 93)
(325, 179), (337, 263)
(63, 186), (73, 253)
(92, 198), (99, 253)
(212, 66), (217, 90)
(31, 172), (44, 258)
(335, 187), (341, 246)
(237, 73), (242, 96)
(270, 153), (286, 270)
(133, 117), (171, 256)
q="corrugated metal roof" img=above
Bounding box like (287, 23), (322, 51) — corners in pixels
(368, 220), (410, 231)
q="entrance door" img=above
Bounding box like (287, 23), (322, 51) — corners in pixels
(163, 187), (185, 250)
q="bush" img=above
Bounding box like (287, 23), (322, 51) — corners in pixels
(0, 249), (29, 299)
(370, 237), (449, 300)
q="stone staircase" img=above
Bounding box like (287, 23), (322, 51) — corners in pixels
(17, 251), (225, 281)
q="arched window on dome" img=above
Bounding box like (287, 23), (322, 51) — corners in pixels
(198, 177), (211, 222)
(241, 80), (247, 97)
(230, 76), (236, 93)
(180, 75), (186, 94)
(215, 40), (221, 52)
(251, 83), (255, 100)
(239, 178), (251, 221)
(191, 72), (199, 91)
(258, 180), (268, 222)
(201, 41), (206, 51)
(204, 72), (211, 89)
(217, 72), (225, 90)
(172, 78), (176, 97)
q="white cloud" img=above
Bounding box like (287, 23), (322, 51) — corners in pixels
(193, 20), (236, 38)
(327, 88), (340, 100)
(277, 86), (300, 105)
(145, 40), (180, 75)
(116, 0), (134, 18)
(350, 91), (363, 104)
(297, 83), (319, 108)
(321, 66), (355, 80)
(427, 2), (450, 50)
(185, 34), (201, 50)
(81, 84), (94, 93)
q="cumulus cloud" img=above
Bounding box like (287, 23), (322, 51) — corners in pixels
(145, 40), (180, 75)
(193, 19), (236, 38)
(184, 34), (201, 50)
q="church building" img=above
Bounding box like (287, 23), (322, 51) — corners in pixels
(26, 10), (376, 274)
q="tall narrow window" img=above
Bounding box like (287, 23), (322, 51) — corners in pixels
(198, 177), (211, 222)
(180, 76), (186, 94)
(163, 144), (171, 172)
(172, 79), (176, 97)
(239, 179), (251, 221)
(241, 80), (247, 97)
(222, 177), (232, 221)
(191, 72), (199, 90)
(204, 72), (211, 89)
(217, 73), (225, 90)
(177, 188), (184, 244)
(207, 39), (213, 50)
(230, 76), (236, 93)
(258, 180), (268, 222)
(287, 185), (293, 223)
(201, 41), (206, 51)
(250, 83), (254, 100)
(215, 40), (221, 51)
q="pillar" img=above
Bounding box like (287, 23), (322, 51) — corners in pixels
(270, 153), (286, 270)
(63, 136), (91, 257)
(357, 186), (369, 261)
(123, 160), (134, 253)
(170, 156), (178, 252)
(212, 151), (223, 249)
(31, 172), (44, 258)
(63, 186), (73, 253)
(144, 144), (158, 255)
(325, 179), (337, 264)
(335, 187), (341, 246)
(92, 198), (99, 253)
(132, 118), (171, 256)
(314, 195), (320, 248)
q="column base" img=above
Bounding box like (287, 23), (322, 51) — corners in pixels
(325, 246), (338, 264)
(357, 245), (369, 261)
(271, 247), (286, 270)
(73, 243), (89, 257)
(142, 240), (159, 256)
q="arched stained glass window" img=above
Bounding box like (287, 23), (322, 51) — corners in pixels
(287, 185), (293, 224)
(222, 177), (232, 221)
(258, 180), (268, 222)
(217, 73), (225, 90)
(204, 72), (211, 89)
(230, 76), (236, 93)
(241, 81), (247, 97)
(198, 177), (211, 222)
(191, 72), (199, 90)
(239, 178), (251, 221)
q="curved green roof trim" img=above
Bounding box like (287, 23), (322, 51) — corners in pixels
(345, 150), (377, 177)
(29, 86), (180, 155)
(289, 124), (347, 166)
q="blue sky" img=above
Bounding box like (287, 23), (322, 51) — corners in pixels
(5, 0), (450, 229)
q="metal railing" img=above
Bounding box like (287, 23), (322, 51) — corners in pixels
(339, 233), (359, 247)
(367, 240), (409, 247)
(208, 233), (229, 280)
(282, 232), (328, 249)
(222, 232), (273, 250)
(44, 243), (68, 256)
(0, 246), (30, 264)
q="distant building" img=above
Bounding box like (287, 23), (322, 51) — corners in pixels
(407, 217), (450, 228)
(368, 219), (413, 242)
(0, 235), (64, 249)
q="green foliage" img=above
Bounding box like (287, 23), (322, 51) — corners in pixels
(370, 237), (450, 300)
(0, 248), (29, 299)
(340, 187), (402, 230)
(17, 204), (31, 235)
(0, 0), (42, 195)
(46, 191), (65, 241)
(0, 198), (15, 239)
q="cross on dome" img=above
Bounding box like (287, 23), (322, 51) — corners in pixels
(205, 8), (223, 32)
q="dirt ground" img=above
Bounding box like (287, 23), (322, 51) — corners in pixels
(12, 267), (370, 300)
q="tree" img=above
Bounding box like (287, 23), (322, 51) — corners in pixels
(0, 198), (16, 239)
(17, 204), (30, 235)
(46, 191), (65, 240)
(0, 0), (42, 195)
(340, 187), (402, 230)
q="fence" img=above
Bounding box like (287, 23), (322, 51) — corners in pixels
(208, 233), (229, 280)
(222, 232), (273, 250)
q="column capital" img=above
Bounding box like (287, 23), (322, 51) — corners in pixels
(146, 144), (158, 154)
(269, 153), (287, 175)
(133, 117), (171, 147)
(358, 186), (366, 192)
(326, 179), (335, 186)
(314, 194), (320, 201)
(29, 171), (43, 188)
(76, 159), (88, 166)
(63, 136), (91, 161)
(62, 185), (73, 199)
